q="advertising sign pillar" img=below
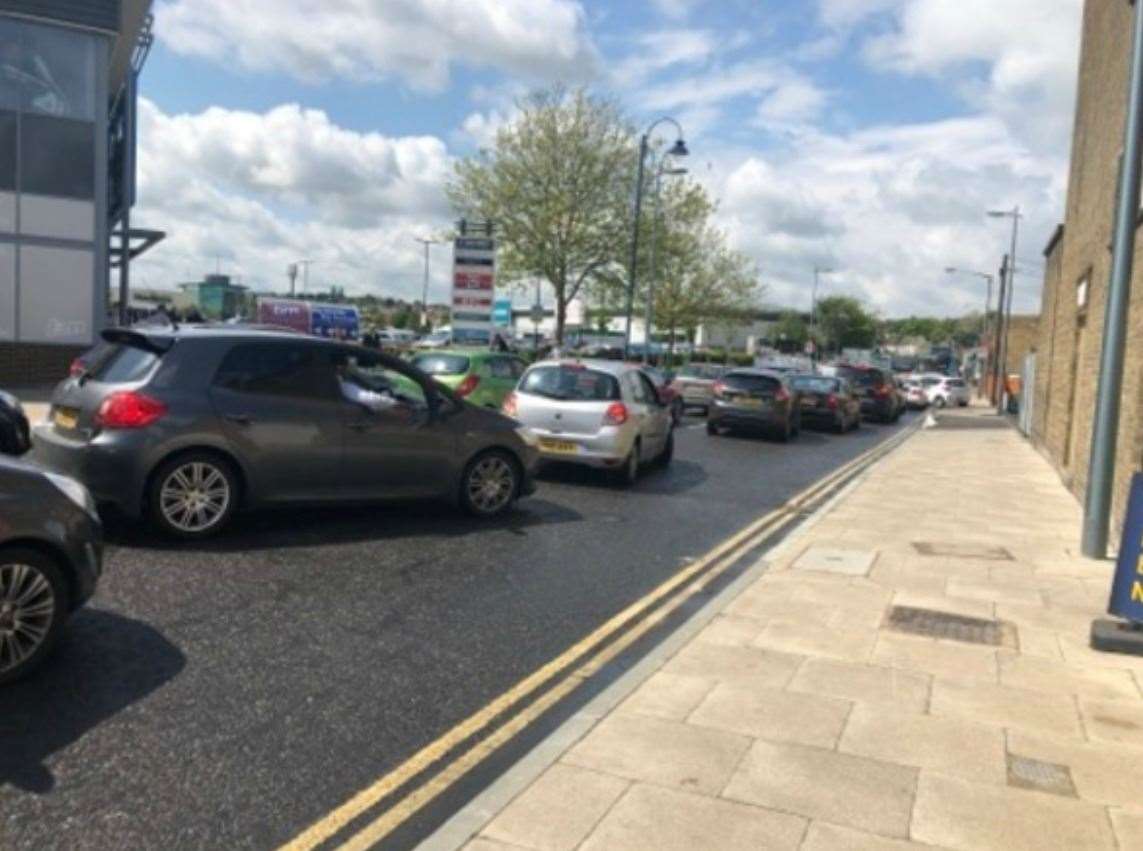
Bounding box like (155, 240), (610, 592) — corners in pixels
(452, 220), (496, 346)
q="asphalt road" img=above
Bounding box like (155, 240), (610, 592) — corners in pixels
(1, 412), (913, 850)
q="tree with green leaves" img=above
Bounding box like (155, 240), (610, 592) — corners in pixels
(815, 296), (878, 354)
(447, 87), (634, 344)
(773, 310), (809, 349)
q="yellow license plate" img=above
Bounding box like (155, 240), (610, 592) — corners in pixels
(738, 397), (764, 408)
(540, 438), (579, 455)
(54, 410), (78, 429)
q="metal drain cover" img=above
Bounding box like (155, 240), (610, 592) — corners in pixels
(912, 542), (1014, 561)
(793, 546), (876, 576)
(1007, 754), (1077, 797)
(885, 605), (1018, 647)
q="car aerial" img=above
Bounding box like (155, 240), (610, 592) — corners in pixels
(707, 369), (801, 441)
(900, 379), (930, 410)
(925, 375), (971, 408)
(668, 363), (727, 413)
(0, 389), (31, 456)
(821, 364), (903, 423)
(639, 366), (685, 424)
(32, 327), (540, 539)
(789, 374), (861, 433)
(504, 359), (673, 486)
(0, 455), (102, 684)
(411, 349), (527, 411)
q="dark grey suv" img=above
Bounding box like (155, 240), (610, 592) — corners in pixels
(0, 456), (102, 684)
(33, 327), (540, 538)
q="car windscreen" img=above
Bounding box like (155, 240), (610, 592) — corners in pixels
(412, 354), (471, 376)
(89, 344), (159, 383)
(723, 373), (781, 394)
(521, 366), (621, 401)
(791, 376), (838, 394)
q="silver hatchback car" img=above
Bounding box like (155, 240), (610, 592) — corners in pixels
(504, 360), (674, 485)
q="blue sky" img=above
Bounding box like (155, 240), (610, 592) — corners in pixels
(132, 0), (1083, 317)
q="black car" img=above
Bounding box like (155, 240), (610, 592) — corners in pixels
(0, 456), (102, 684)
(789, 374), (862, 433)
(0, 389), (31, 456)
(823, 365), (903, 423)
(33, 327), (541, 539)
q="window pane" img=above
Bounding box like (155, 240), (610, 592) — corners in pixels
(20, 114), (94, 198)
(0, 110), (14, 192)
(412, 354), (470, 375)
(18, 244), (94, 344)
(0, 243), (13, 341)
(214, 344), (337, 399)
(92, 345), (159, 383)
(521, 366), (620, 401)
(16, 22), (97, 120)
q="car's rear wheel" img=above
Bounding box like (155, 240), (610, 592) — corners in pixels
(0, 548), (68, 685)
(460, 450), (519, 517)
(658, 431), (675, 466)
(612, 444), (640, 487)
(934, 396), (947, 409)
(671, 398), (684, 425)
(149, 453), (239, 539)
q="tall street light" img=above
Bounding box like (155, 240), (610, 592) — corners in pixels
(945, 266), (995, 395)
(625, 118), (688, 360)
(414, 236), (442, 330)
(987, 206), (1021, 414)
(643, 157), (688, 364)
(810, 266), (835, 365)
(1083, 0), (1143, 560)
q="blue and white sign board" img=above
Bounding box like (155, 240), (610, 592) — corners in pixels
(453, 237), (496, 334)
(1108, 473), (1143, 622)
(310, 304), (360, 340)
(492, 298), (513, 327)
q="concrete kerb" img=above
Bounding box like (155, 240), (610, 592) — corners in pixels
(417, 422), (922, 851)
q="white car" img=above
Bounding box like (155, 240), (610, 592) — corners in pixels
(505, 359), (674, 485)
(925, 376), (970, 408)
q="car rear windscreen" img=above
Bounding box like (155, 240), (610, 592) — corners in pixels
(723, 373), (781, 394)
(521, 366), (621, 401)
(412, 354), (471, 376)
(90, 344), (159, 383)
(792, 377), (838, 394)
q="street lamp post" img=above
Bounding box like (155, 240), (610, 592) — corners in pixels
(414, 237), (442, 330)
(810, 266), (834, 365)
(625, 118), (688, 361)
(987, 207), (1021, 414)
(643, 158), (687, 364)
(945, 266), (995, 394)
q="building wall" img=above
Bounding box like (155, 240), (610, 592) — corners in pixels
(1031, 228), (1065, 444)
(1031, 0), (1143, 538)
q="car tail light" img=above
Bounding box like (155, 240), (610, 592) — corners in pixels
(502, 391), (518, 418)
(69, 357), (85, 377)
(456, 374), (480, 397)
(94, 391), (167, 429)
(712, 381), (727, 398)
(872, 384), (891, 398)
(775, 387), (790, 403)
(603, 402), (629, 426)
(826, 393), (839, 410)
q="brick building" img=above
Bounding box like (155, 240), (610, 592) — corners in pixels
(1031, 0), (1143, 539)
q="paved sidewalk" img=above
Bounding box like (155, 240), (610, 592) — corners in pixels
(455, 408), (1143, 851)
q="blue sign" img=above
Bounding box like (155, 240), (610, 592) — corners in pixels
(492, 299), (512, 327)
(1108, 472), (1143, 622)
(310, 304), (360, 340)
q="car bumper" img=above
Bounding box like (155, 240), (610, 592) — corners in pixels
(859, 398), (894, 419)
(680, 389), (713, 406)
(31, 425), (151, 518)
(708, 401), (785, 430)
(532, 429), (635, 469)
(799, 407), (842, 425)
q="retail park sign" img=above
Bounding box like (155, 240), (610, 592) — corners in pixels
(452, 235), (495, 332)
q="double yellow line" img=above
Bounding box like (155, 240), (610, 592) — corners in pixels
(281, 423), (919, 851)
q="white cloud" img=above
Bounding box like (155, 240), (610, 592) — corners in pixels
(155, 0), (600, 91)
(756, 79), (828, 125)
(132, 99), (457, 301)
(649, 0), (698, 21)
(611, 29), (718, 88)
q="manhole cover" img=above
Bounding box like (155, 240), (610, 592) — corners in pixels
(885, 605), (1018, 648)
(912, 542), (1014, 561)
(1007, 754), (1077, 797)
(792, 546), (876, 576)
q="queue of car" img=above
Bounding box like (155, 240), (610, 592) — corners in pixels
(0, 325), (944, 685)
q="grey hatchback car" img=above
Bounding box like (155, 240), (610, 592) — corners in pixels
(0, 456), (102, 684)
(706, 369), (802, 441)
(33, 327), (540, 538)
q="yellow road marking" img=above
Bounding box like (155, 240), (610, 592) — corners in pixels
(280, 425), (916, 851)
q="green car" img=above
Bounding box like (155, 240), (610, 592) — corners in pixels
(409, 349), (527, 410)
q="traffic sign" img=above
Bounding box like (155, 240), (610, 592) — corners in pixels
(492, 299), (512, 327)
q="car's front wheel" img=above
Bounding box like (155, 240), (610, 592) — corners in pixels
(460, 450), (520, 517)
(149, 453), (239, 539)
(0, 548), (68, 685)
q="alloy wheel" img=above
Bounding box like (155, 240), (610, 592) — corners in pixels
(0, 563), (56, 678)
(466, 455), (516, 514)
(159, 461), (232, 534)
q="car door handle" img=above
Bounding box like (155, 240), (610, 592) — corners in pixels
(224, 413), (253, 426)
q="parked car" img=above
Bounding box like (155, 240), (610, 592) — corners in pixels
(0, 389), (30, 456)
(640, 367), (685, 424)
(821, 364), (903, 423)
(411, 349), (526, 410)
(505, 360), (673, 486)
(414, 330), (452, 350)
(900, 380), (930, 410)
(707, 369), (801, 441)
(32, 327), (539, 539)
(926, 376), (971, 408)
(789, 374), (861, 433)
(0, 456), (102, 684)
(668, 363), (727, 413)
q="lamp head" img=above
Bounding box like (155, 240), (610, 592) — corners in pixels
(668, 138), (689, 157)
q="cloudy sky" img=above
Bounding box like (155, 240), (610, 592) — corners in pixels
(133, 0), (1084, 317)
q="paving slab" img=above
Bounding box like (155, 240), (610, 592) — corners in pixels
(687, 682), (851, 748)
(660, 641), (803, 687)
(802, 821), (952, 851)
(1007, 730), (1143, 808)
(999, 653), (1142, 701)
(1079, 698), (1143, 748)
(787, 657), (931, 712)
(871, 632), (999, 685)
(929, 679), (1084, 739)
(616, 672), (717, 722)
